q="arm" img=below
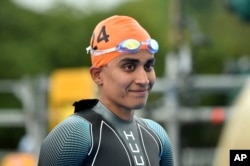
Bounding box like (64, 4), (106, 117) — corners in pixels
(144, 119), (174, 166)
(38, 115), (91, 166)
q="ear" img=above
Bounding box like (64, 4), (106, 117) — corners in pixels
(90, 66), (103, 85)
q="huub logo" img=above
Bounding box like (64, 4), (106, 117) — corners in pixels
(123, 131), (145, 165)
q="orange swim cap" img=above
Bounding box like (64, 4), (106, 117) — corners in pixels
(87, 15), (151, 67)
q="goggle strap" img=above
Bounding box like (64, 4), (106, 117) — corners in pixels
(87, 47), (117, 56)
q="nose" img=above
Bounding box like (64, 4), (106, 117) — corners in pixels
(134, 68), (150, 85)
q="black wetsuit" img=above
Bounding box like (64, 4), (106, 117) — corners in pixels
(38, 99), (173, 166)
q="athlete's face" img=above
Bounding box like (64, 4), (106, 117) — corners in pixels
(94, 50), (156, 113)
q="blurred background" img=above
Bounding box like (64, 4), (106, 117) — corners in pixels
(1, 0), (250, 165)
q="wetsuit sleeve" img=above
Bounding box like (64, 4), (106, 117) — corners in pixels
(144, 119), (174, 166)
(38, 115), (91, 166)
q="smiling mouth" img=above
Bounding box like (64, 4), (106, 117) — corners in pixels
(129, 89), (149, 97)
(130, 89), (148, 92)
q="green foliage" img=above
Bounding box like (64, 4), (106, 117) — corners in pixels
(0, 0), (170, 78)
(1, 0), (250, 79)
(0, 93), (22, 108)
(0, 127), (25, 149)
(0, 0), (91, 78)
(184, 0), (250, 73)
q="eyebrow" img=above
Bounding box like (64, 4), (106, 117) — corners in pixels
(119, 57), (155, 64)
(147, 58), (156, 64)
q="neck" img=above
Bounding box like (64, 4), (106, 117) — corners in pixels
(99, 99), (135, 121)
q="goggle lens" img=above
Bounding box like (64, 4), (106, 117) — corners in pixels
(147, 39), (159, 54)
(118, 39), (141, 53)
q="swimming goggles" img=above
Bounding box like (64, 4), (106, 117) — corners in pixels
(86, 39), (159, 56)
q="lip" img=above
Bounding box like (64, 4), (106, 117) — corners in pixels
(129, 89), (148, 97)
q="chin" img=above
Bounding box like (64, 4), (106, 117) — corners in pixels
(132, 102), (147, 110)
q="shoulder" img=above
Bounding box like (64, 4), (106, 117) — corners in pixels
(43, 115), (91, 146)
(39, 115), (92, 165)
(52, 114), (91, 133)
(141, 118), (167, 137)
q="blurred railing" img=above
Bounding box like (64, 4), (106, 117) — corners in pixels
(0, 76), (48, 158)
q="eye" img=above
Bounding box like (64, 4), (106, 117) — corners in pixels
(122, 63), (135, 72)
(144, 62), (154, 72)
